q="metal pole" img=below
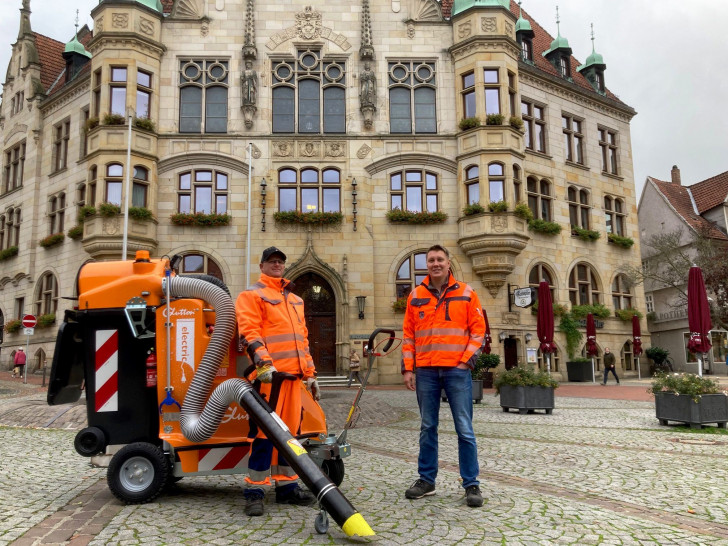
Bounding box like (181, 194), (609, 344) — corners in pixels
(546, 353), (551, 376)
(122, 111), (132, 259)
(637, 356), (641, 380)
(591, 356), (595, 383)
(245, 142), (252, 288)
(698, 354), (704, 377)
(23, 333), (30, 384)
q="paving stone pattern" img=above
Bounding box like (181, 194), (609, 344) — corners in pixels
(2, 379), (728, 545)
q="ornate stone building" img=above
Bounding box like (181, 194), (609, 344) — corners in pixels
(0, 0), (647, 382)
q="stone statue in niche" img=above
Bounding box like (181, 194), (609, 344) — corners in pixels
(241, 60), (258, 128)
(359, 62), (377, 129)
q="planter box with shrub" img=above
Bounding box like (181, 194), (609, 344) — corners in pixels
(654, 393), (728, 429)
(566, 359), (593, 382)
(495, 366), (558, 414)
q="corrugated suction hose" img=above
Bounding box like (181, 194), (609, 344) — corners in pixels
(165, 276), (253, 443)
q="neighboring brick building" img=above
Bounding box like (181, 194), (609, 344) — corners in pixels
(1, 0), (647, 382)
(638, 165), (728, 374)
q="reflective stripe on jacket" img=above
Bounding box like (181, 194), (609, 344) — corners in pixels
(236, 273), (316, 378)
(401, 272), (485, 372)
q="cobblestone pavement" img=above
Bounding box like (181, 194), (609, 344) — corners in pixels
(2, 377), (728, 545)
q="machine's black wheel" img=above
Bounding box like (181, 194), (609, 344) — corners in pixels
(314, 510), (330, 534)
(321, 458), (345, 486)
(108, 442), (169, 504)
(74, 427), (106, 457)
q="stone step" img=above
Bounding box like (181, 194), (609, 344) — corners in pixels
(317, 375), (351, 387)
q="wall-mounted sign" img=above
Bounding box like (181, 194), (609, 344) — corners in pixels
(513, 287), (537, 308)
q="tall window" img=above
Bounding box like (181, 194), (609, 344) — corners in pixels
(622, 341), (635, 371)
(81, 108), (90, 158)
(88, 166), (98, 206)
(110, 66), (127, 116)
(521, 99), (546, 153)
(49, 193), (65, 235)
(462, 72), (475, 118)
(177, 253), (224, 281)
(132, 166), (149, 208)
(34, 272), (59, 316)
(513, 165), (522, 202)
(562, 114), (584, 164)
(646, 294), (654, 313)
(105, 164), (123, 205)
(611, 274), (633, 310)
(488, 163), (505, 203)
(604, 196), (626, 236)
(272, 50), (346, 134)
(136, 69), (152, 119)
(179, 59), (229, 133)
(528, 263), (555, 298)
(390, 170), (438, 212)
(278, 167), (341, 213)
(2, 207), (21, 249)
(558, 56), (571, 78)
(567, 186), (590, 229)
(569, 263), (601, 305)
(388, 60), (436, 134)
(508, 71), (517, 116)
(53, 119), (70, 172)
(395, 251), (428, 299)
(76, 182), (86, 207)
(520, 38), (533, 62)
(483, 69), (500, 115)
(14, 297), (25, 319)
(178, 170), (229, 214)
(92, 69), (101, 118)
(3, 141), (25, 194)
(464, 165), (479, 205)
(537, 347), (560, 373)
(11, 91), (24, 116)
(599, 127), (619, 174)
(526, 176), (552, 221)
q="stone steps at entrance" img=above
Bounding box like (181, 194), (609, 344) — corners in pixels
(317, 375), (351, 387)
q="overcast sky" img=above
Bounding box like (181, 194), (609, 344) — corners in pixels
(2, 0), (727, 197)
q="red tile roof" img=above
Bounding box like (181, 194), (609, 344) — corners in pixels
(649, 177), (728, 241)
(34, 32), (66, 92)
(689, 171), (728, 214)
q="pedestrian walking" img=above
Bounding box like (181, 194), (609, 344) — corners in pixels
(401, 244), (486, 507)
(346, 348), (362, 387)
(12, 347), (26, 378)
(602, 347), (620, 385)
(235, 247), (319, 517)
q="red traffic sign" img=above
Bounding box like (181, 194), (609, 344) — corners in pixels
(22, 314), (37, 328)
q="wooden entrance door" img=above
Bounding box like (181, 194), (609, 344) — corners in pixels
(504, 338), (518, 370)
(290, 273), (337, 375)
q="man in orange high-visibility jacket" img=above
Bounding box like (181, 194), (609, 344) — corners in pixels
(236, 246), (319, 517)
(401, 244), (486, 508)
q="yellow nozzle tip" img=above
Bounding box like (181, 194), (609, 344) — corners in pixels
(342, 513), (375, 537)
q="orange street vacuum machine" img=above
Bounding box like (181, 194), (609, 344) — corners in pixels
(47, 251), (376, 537)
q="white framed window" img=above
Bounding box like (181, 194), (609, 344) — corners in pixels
(390, 170), (438, 212)
(278, 167), (341, 213)
(178, 170), (229, 214)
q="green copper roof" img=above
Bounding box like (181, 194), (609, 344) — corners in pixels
(515, 16), (533, 33)
(135, 0), (163, 12)
(64, 34), (92, 58)
(577, 50), (605, 72)
(451, 0), (510, 17)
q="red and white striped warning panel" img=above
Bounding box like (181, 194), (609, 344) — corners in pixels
(197, 446), (249, 472)
(95, 330), (119, 412)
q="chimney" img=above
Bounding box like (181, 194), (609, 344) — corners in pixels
(671, 165), (681, 185)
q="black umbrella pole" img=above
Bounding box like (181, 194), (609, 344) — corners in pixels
(238, 390), (375, 537)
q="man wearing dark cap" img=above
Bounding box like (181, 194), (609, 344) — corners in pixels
(235, 247), (319, 516)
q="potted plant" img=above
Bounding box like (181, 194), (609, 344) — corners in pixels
(485, 113), (505, 125)
(494, 366), (558, 414)
(462, 203), (485, 216)
(488, 200), (508, 213)
(458, 116), (480, 131)
(514, 202), (534, 221)
(649, 373), (728, 429)
(645, 346), (671, 375)
(391, 297), (407, 313)
(475, 352), (500, 390)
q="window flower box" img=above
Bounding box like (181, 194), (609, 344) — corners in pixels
(4, 319), (22, 334)
(171, 212), (232, 226)
(386, 209), (447, 225)
(570, 303), (611, 320)
(98, 202), (121, 217)
(615, 308), (643, 321)
(273, 211), (342, 226)
(0, 246), (19, 261)
(133, 117), (155, 132)
(38, 313), (56, 328)
(488, 200), (508, 213)
(607, 232), (635, 248)
(103, 113), (126, 126)
(513, 202), (534, 221)
(485, 113), (505, 125)
(458, 116), (480, 130)
(571, 226), (600, 241)
(77, 205), (96, 222)
(84, 117), (99, 133)
(391, 297), (407, 313)
(528, 218), (561, 235)
(495, 367), (558, 414)
(39, 232), (65, 248)
(509, 116), (524, 131)
(128, 207), (153, 221)
(67, 225), (84, 240)
(462, 203), (485, 216)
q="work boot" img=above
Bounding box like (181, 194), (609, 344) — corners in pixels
(275, 485), (315, 506)
(405, 478), (435, 499)
(244, 495), (264, 517)
(465, 485), (484, 507)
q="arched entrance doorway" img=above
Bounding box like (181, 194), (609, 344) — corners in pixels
(291, 273), (337, 376)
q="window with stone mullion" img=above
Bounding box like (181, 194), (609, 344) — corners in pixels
(389, 61), (437, 134)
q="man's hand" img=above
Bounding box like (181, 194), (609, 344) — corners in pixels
(403, 371), (415, 391)
(306, 377), (321, 400)
(256, 363), (276, 383)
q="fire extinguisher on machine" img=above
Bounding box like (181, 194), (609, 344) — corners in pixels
(146, 348), (157, 388)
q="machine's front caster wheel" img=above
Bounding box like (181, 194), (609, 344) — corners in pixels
(108, 442), (170, 504)
(321, 458), (345, 487)
(314, 509), (329, 534)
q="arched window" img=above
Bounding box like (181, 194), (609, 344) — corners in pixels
(278, 167), (340, 213)
(176, 253), (224, 281)
(105, 163), (123, 205)
(513, 165), (521, 203)
(528, 263), (555, 298)
(604, 196), (626, 236)
(526, 176), (552, 220)
(34, 271), (59, 316)
(464, 165), (479, 205)
(569, 263), (601, 305)
(622, 340), (634, 371)
(179, 59), (229, 133)
(567, 186), (590, 229)
(388, 61), (436, 134)
(390, 170), (438, 212)
(488, 163), (504, 203)
(395, 251), (428, 300)
(132, 166), (149, 208)
(611, 274), (633, 310)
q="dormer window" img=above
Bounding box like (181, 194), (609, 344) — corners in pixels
(594, 71), (605, 93)
(559, 56), (570, 78)
(521, 39), (533, 62)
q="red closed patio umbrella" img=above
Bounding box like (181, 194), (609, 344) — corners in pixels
(537, 281), (555, 375)
(585, 313), (598, 383)
(632, 315), (643, 380)
(482, 307), (492, 354)
(687, 265), (712, 376)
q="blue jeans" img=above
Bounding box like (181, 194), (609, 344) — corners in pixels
(415, 366), (479, 488)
